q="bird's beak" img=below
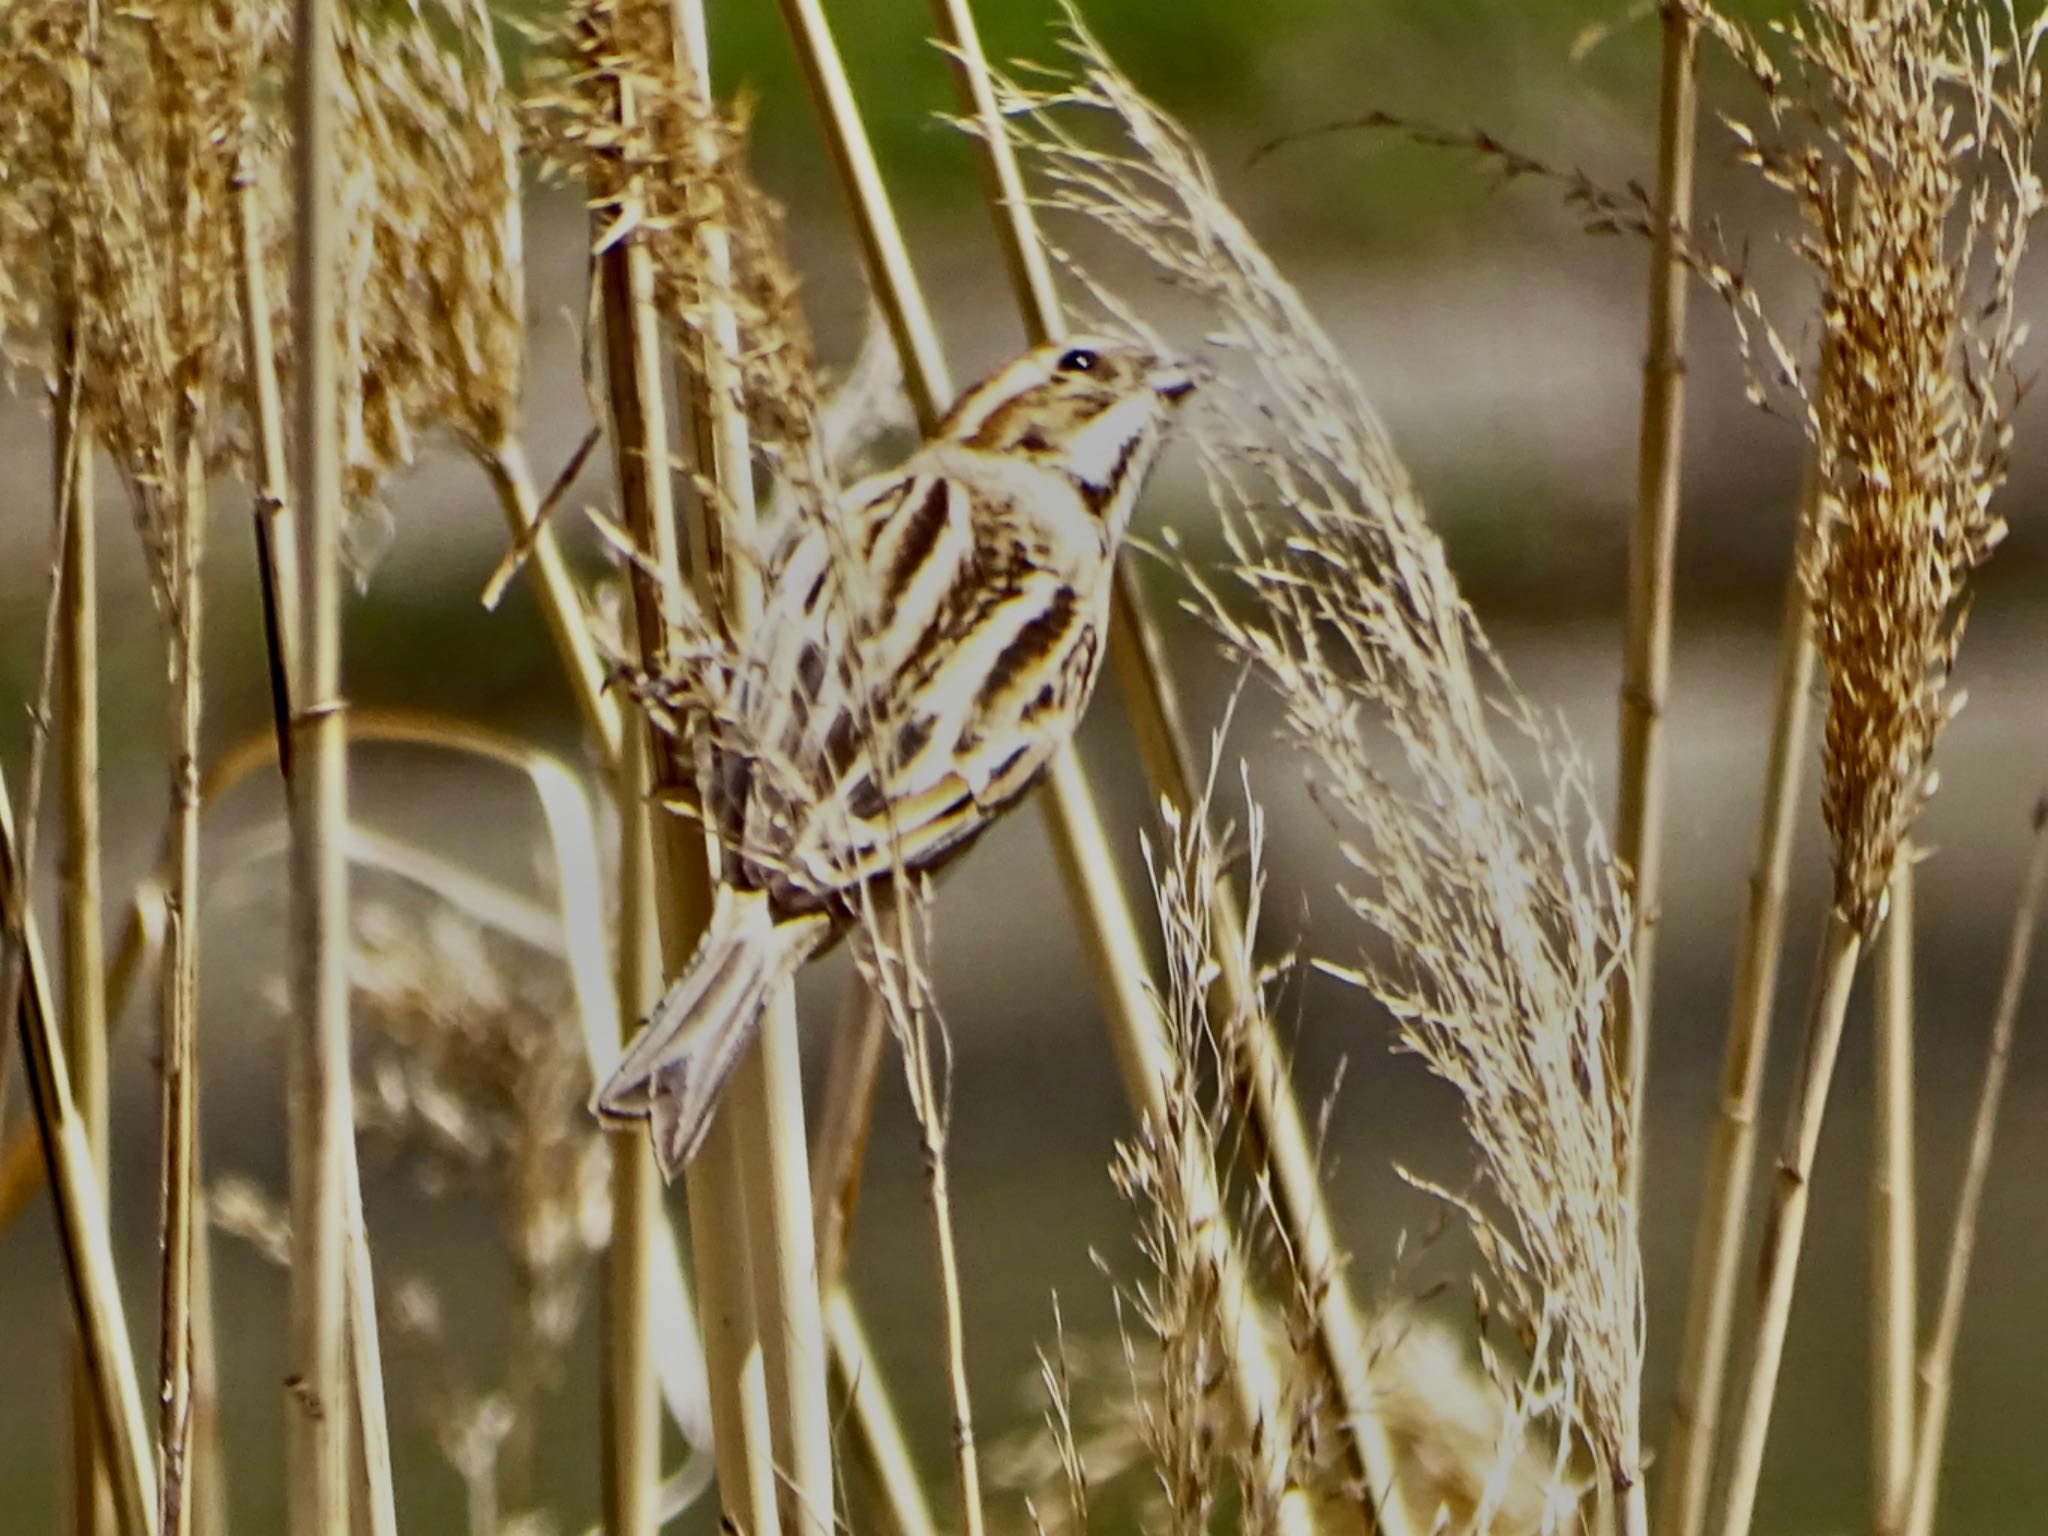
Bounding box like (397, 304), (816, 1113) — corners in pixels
(1148, 361), (1198, 403)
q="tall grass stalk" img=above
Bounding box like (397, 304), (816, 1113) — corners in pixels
(770, 11), (1322, 1528)
(1614, 0), (1700, 1173)
(667, 7), (837, 1527)
(1872, 859), (1917, 1536)
(155, 353), (205, 1536)
(604, 741), (663, 1536)
(54, 267), (111, 1536)
(1713, 914), (1862, 1536)
(1655, 517), (1818, 1536)
(583, 36), (779, 1529)
(231, 134), (299, 778)
(939, 7), (1416, 1523)
(1, 767), (157, 1536)
(285, 0), (355, 1526)
(1899, 799), (2048, 1536)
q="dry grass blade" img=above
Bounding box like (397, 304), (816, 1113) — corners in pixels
(998, 21), (1644, 1522)
(1900, 796), (2048, 1536)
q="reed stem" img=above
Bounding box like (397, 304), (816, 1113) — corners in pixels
(1900, 802), (2048, 1536)
(2, 766), (157, 1536)
(1615, 0), (1700, 1187)
(1657, 506), (1818, 1536)
(285, 0), (355, 1524)
(56, 287), (112, 1536)
(587, 43), (779, 1532)
(155, 432), (205, 1536)
(1714, 912), (1865, 1536)
(934, 6), (1408, 1522)
(603, 740), (663, 1536)
(667, 8), (836, 1527)
(1872, 858), (1917, 1536)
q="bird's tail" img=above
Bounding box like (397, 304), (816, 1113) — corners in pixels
(595, 887), (827, 1177)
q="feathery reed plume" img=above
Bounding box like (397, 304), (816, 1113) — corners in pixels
(1682, 7), (2046, 1532)
(40, 6), (254, 1527)
(999, 23), (1643, 1525)
(354, 900), (614, 1526)
(540, 4), (789, 1530)
(1120, 779), (1320, 1536)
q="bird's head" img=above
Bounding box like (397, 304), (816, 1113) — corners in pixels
(940, 334), (1197, 534)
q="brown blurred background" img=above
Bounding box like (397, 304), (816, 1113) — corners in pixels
(5, 1), (2048, 1530)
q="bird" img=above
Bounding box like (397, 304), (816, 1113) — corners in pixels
(596, 332), (1197, 1176)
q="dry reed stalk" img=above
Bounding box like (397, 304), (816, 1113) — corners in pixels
(664, 8), (837, 1527)
(343, 1169), (400, 1536)
(605, 740), (663, 1536)
(1655, 507), (1819, 1536)
(1695, 6), (2043, 1529)
(231, 130), (299, 778)
(156, 375), (205, 1536)
(809, 983), (888, 1290)
(1, 765), (158, 1536)
(937, 7), (1416, 1524)
(1899, 798), (2048, 1536)
(1613, 0), (1700, 1177)
(764, 9), (1325, 1529)
(1872, 857), (1917, 1536)
(286, 0), (355, 1529)
(54, 232), (113, 1536)
(1713, 912), (1860, 1536)
(1001, 25), (1644, 1527)
(573, 16), (780, 1526)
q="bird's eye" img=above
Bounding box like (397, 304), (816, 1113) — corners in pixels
(1057, 347), (1099, 374)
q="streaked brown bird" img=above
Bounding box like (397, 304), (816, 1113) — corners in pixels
(598, 333), (1196, 1174)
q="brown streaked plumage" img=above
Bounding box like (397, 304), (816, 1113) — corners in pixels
(597, 334), (1196, 1175)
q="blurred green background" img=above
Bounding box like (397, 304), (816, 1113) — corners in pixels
(6, 1), (2048, 1532)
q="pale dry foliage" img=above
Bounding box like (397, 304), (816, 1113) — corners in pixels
(998, 20), (1644, 1509)
(1113, 783), (1317, 1536)
(1693, 0), (2046, 930)
(1000, 770), (1585, 1536)
(217, 898), (611, 1534)
(330, 0), (528, 502)
(0, 0), (261, 587)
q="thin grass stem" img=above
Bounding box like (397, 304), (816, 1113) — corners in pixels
(1, 765), (157, 1536)
(1041, 753), (1315, 1536)
(55, 286), (112, 1536)
(587, 42), (780, 1532)
(603, 738), (663, 1536)
(1614, 0), (1700, 1188)
(1714, 912), (1865, 1536)
(233, 137), (299, 778)
(667, 8), (836, 1527)
(155, 424), (205, 1536)
(1872, 857), (1917, 1536)
(1900, 800), (2048, 1536)
(1656, 508), (1818, 1536)
(936, 8), (1410, 1524)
